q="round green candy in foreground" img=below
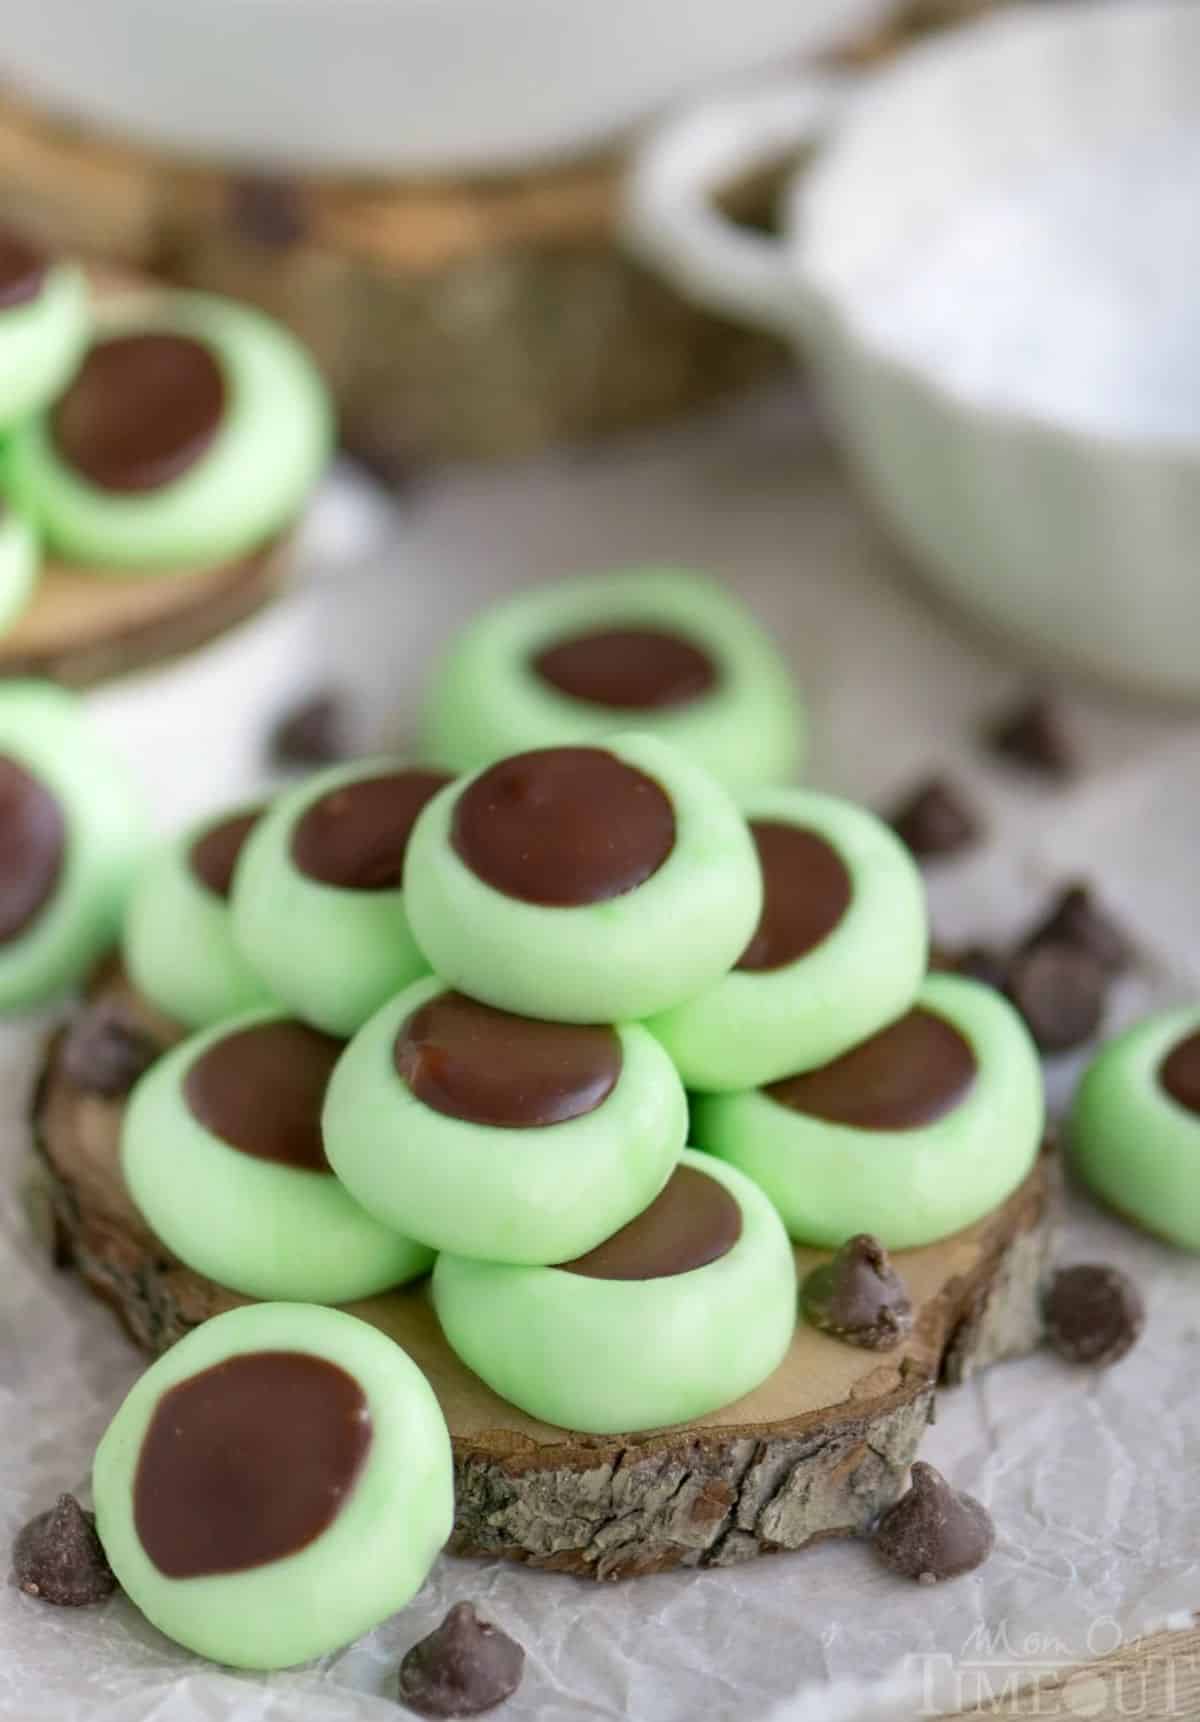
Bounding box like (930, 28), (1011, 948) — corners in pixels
(434, 1151), (796, 1435)
(231, 758), (449, 1038)
(5, 290), (331, 572)
(0, 256), (89, 429)
(0, 681), (148, 1010)
(1069, 1007), (1200, 1252)
(646, 788), (928, 1091)
(93, 1302), (453, 1670)
(691, 973), (1044, 1250)
(0, 499), (39, 634)
(123, 1009), (434, 1302)
(325, 976), (687, 1264)
(124, 805), (275, 1029)
(404, 733), (762, 1023)
(421, 566), (804, 789)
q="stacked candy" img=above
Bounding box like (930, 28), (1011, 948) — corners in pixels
(91, 568), (1052, 1670)
(0, 220), (330, 625)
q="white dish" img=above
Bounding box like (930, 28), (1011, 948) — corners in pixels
(625, 1), (1200, 700)
(0, 0), (888, 176)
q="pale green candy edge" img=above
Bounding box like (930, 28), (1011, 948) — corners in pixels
(433, 1150), (797, 1435)
(0, 681), (148, 1008)
(93, 1302), (453, 1670)
(324, 974), (688, 1264)
(646, 786), (928, 1090)
(230, 758), (433, 1038)
(0, 500), (40, 634)
(421, 565), (804, 790)
(691, 972), (1045, 1249)
(123, 807), (276, 1030)
(122, 1008), (434, 1302)
(402, 729), (763, 1023)
(0, 261), (89, 428)
(1068, 1006), (1200, 1253)
(6, 290), (331, 571)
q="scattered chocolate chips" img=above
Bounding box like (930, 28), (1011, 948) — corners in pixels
(60, 1004), (159, 1098)
(801, 1234), (913, 1351)
(1044, 1263), (1144, 1367)
(268, 691), (351, 769)
(399, 1602), (525, 1718)
(228, 175), (309, 250)
(1005, 941), (1107, 1053)
(872, 1462), (995, 1584)
(984, 694), (1076, 779)
(1021, 882), (1132, 977)
(12, 1494), (116, 1606)
(889, 777), (982, 860)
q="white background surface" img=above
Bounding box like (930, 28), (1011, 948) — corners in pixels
(2, 382), (1199, 1721)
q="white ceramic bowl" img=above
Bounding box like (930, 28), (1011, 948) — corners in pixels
(0, 0), (888, 176)
(626, 1), (1200, 700)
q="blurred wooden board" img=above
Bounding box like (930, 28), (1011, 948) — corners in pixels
(30, 964), (1056, 1580)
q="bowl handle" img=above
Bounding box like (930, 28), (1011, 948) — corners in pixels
(622, 76), (849, 343)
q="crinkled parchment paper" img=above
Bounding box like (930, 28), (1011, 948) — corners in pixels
(2, 390), (1198, 1722)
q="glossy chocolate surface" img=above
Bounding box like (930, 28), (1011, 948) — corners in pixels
(291, 769), (451, 890)
(396, 991), (620, 1128)
(189, 808), (262, 900)
(0, 755), (65, 943)
(184, 1020), (342, 1170)
(52, 332), (225, 494)
(532, 626), (718, 710)
(767, 1007), (977, 1131)
(737, 821), (852, 972)
(451, 746), (675, 907)
(1159, 1029), (1200, 1117)
(0, 227), (48, 310)
(559, 1165), (742, 1280)
(133, 1351), (370, 1578)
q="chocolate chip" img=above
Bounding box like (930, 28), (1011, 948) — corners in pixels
(12, 1494), (116, 1606)
(801, 1234), (913, 1351)
(872, 1462), (995, 1584)
(889, 777), (982, 860)
(1045, 1264), (1144, 1367)
(984, 695), (1076, 779)
(60, 1005), (158, 1097)
(1005, 941), (1107, 1053)
(1021, 883), (1133, 977)
(399, 1603), (525, 1718)
(228, 175), (308, 249)
(268, 692), (350, 770)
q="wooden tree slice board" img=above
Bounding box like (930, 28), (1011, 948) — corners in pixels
(0, 2), (998, 467)
(29, 966), (1058, 1580)
(0, 542), (290, 688)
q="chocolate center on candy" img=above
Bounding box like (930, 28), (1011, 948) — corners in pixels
(0, 227), (49, 310)
(52, 332), (226, 494)
(559, 1166), (742, 1279)
(533, 626), (718, 710)
(133, 1351), (370, 1578)
(291, 769), (452, 890)
(737, 822), (852, 972)
(452, 746), (675, 907)
(396, 991), (620, 1128)
(184, 1020), (343, 1170)
(767, 1007), (977, 1131)
(189, 808), (262, 900)
(0, 756), (66, 943)
(1158, 1029), (1200, 1117)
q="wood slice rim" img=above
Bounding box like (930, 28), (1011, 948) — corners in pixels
(29, 964), (1058, 1579)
